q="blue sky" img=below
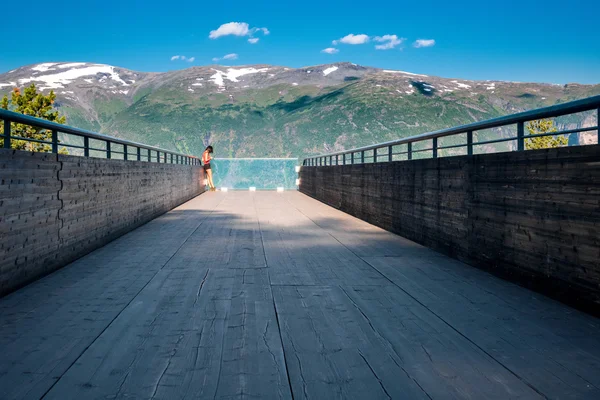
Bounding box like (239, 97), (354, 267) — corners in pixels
(1, 0), (599, 83)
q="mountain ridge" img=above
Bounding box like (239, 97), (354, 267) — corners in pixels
(1, 62), (599, 157)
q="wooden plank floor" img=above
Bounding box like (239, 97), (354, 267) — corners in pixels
(1, 191), (599, 399)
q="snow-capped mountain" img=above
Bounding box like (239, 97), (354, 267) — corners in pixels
(1, 62), (598, 157)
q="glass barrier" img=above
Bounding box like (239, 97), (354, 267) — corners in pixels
(209, 158), (299, 190)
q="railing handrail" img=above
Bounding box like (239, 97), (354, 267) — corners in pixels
(0, 108), (198, 161)
(303, 94), (600, 163)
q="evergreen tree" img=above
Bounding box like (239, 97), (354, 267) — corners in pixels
(525, 118), (567, 150)
(0, 84), (66, 152)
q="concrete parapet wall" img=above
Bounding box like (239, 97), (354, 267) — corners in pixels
(0, 149), (204, 296)
(300, 145), (600, 314)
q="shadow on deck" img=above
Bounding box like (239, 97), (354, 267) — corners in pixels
(1, 191), (599, 399)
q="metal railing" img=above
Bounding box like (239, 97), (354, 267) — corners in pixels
(302, 95), (600, 166)
(0, 108), (199, 165)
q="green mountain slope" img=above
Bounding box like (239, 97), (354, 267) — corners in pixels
(1, 62), (598, 158)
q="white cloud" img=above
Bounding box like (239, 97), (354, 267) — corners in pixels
(209, 22), (270, 42)
(209, 22), (250, 39)
(333, 34), (370, 45)
(321, 47), (339, 54)
(171, 55), (195, 62)
(413, 39), (435, 48)
(374, 35), (404, 50)
(212, 53), (239, 62)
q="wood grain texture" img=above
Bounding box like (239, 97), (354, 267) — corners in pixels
(0, 149), (205, 297)
(1, 191), (599, 399)
(299, 145), (600, 315)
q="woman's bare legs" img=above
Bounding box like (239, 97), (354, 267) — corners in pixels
(207, 169), (215, 190)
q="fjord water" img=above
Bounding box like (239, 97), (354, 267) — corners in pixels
(210, 158), (298, 189)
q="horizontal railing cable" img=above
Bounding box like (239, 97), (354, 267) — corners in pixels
(303, 94), (600, 166)
(0, 108), (199, 165)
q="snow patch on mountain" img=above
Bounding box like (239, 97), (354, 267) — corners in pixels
(384, 70), (428, 77)
(451, 80), (471, 89)
(58, 63), (87, 69)
(210, 70), (225, 88)
(18, 65), (130, 90)
(32, 63), (58, 72)
(210, 67), (270, 88)
(323, 66), (338, 76)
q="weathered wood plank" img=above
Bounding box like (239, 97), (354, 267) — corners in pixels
(2, 190), (600, 400)
(364, 255), (600, 399)
(272, 285), (431, 400)
(0, 193), (226, 399)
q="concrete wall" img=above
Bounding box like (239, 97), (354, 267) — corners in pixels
(0, 149), (204, 296)
(300, 145), (600, 315)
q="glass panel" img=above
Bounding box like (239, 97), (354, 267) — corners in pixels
(391, 144), (407, 161)
(473, 126), (515, 154)
(412, 139), (433, 160)
(89, 138), (107, 158)
(58, 133), (84, 156)
(211, 158), (299, 190)
(525, 114), (587, 149)
(438, 133), (467, 157)
(0, 119), (4, 148)
(111, 143), (125, 160)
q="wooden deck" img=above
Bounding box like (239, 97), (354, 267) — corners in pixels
(1, 191), (599, 399)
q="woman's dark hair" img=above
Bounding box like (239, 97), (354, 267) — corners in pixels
(205, 146), (213, 153)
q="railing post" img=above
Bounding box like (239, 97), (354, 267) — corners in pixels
(157, 151), (160, 163)
(467, 131), (473, 156)
(124, 144), (128, 160)
(137, 147), (141, 161)
(432, 137), (438, 158)
(597, 107), (599, 144)
(106, 141), (111, 159)
(517, 121), (525, 151)
(388, 145), (392, 162)
(343, 153), (346, 165)
(170, 153), (173, 164)
(51, 130), (58, 153)
(351, 152), (354, 165)
(84, 136), (89, 157)
(407, 142), (412, 160)
(148, 149), (151, 162)
(361, 150), (364, 164)
(336, 154), (339, 165)
(330, 155), (332, 165)
(374, 148), (378, 163)
(3, 119), (10, 148)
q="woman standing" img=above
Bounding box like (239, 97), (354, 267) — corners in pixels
(202, 146), (216, 191)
